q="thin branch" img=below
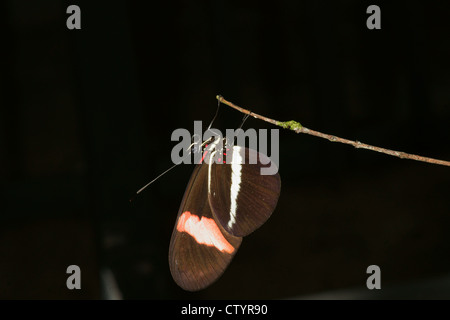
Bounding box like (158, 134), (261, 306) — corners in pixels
(216, 95), (450, 167)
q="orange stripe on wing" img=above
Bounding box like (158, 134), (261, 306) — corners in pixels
(177, 211), (235, 254)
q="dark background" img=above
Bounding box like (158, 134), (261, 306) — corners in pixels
(0, 0), (449, 299)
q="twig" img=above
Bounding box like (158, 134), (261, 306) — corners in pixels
(216, 95), (450, 167)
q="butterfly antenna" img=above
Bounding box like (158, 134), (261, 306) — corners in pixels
(131, 99), (225, 202)
(227, 112), (252, 147)
(129, 140), (199, 202)
(238, 112), (251, 130)
(207, 95), (222, 130)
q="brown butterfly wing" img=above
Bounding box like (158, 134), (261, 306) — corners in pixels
(169, 164), (243, 292)
(208, 146), (281, 237)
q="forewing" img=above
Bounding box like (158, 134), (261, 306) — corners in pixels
(169, 164), (243, 292)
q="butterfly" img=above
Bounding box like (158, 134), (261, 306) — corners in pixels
(169, 141), (281, 291)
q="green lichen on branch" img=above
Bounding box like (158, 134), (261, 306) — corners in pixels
(277, 120), (302, 131)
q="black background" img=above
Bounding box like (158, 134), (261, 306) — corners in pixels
(0, 0), (449, 299)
